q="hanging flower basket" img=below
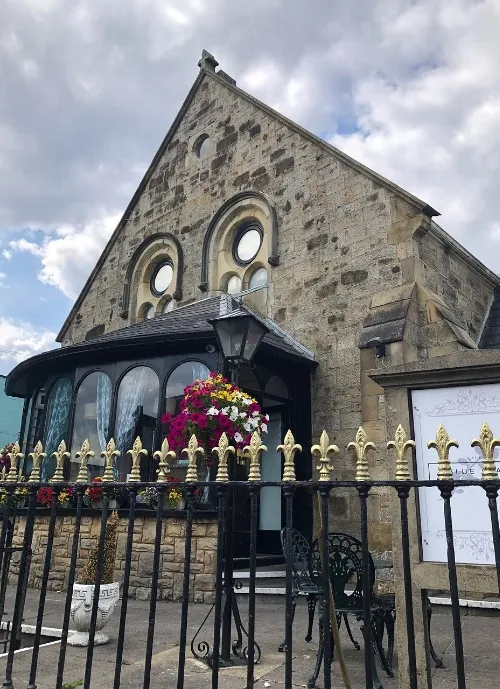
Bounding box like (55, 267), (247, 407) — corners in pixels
(161, 372), (269, 500)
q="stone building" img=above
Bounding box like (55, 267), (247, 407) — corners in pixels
(6, 50), (500, 566)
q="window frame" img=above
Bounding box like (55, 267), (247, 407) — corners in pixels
(232, 221), (264, 267)
(150, 260), (174, 298)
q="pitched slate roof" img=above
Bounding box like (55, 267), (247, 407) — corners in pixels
(480, 290), (500, 349)
(5, 296), (316, 397)
(81, 295), (315, 360)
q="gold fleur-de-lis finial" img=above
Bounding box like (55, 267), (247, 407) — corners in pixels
(101, 438), (120, 482)
(277, 430), (302, 481)
(244, 430), (267, 482)
(348, 426), (375, 481)
(50, 440), (70, 483)
(387, 425), (416, 481)
(127, 437), (148, 482)
(311, 431), (339, 481)
(28, 441), (46, 483)
(471, 422), (500, 481)
(183, 434), (204, 482)
(6, 442), (23, 483)
(428, 424), (458, 480)
(213, 433), (235, 482)
(75, 439), (94, 483)
(153, 438), (176, 483)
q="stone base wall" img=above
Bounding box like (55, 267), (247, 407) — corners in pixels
(9, 512), (218, 603)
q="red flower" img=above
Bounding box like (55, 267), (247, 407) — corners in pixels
(248, 402), (261, 415)
(162, 412), (173, 425)
(37, 487), (54, 506)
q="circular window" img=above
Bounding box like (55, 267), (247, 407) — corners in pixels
(249, 267), (268, 290)
(234, 223), (263, 265)
(227, 275), (242, 294)
(151, 262), (173, 296)
(163, 299), (175, 314)
(194, 134), (210, 159)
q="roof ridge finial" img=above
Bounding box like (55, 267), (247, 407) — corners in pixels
(198, 49), (219, 73)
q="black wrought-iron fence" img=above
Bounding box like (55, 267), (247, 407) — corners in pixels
(0, 423), (499, 689)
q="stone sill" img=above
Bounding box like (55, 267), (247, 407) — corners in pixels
(12, 506), (218, 519)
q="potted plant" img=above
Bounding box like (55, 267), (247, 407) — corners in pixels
(68, 511), (120, 646)
(162, 372), (268, 500)
(84, 477), (123, 509)
(139, 478), (185, 510)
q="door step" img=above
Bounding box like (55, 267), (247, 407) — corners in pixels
(233, 567), (287, 596)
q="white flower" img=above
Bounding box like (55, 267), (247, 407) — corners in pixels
(221, 407), (229, 415)
(239, 412), (247, 418)
(264, 414), (270, 422)
(244, 422), (252, 432)
(261, 423), (268, 433)
(230, 410), (239, 421)
(206, 407), (219, 416)
(241, 398), (251, 406)
(231, 406), (238, 415)
(252, 410), (260, 417)
(234, 432), (243, 443)
(251, 417), (260, 428)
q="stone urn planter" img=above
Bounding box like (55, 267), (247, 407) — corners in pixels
(68, 582), (120, 646)
(68, 511), (120, 647)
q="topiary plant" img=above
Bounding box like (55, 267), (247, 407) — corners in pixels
(77, 511), (119, 585)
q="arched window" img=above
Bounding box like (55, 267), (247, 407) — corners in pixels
(23, 388), (45, 476)
(165, 361), (211, 478)
(165, 361), (211, 417)
(114, 366), (159, 481)
(265, 376), (289, 398)
(70, 372), (112, 481)
(43, 378), (73, 481)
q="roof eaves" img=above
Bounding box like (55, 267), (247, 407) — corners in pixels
(206, 70), (440, 219)
(56, 70), (208, 344)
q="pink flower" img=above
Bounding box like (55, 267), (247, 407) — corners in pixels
(161, 412), (173, 424)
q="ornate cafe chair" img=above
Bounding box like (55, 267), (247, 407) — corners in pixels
(277, 528), (322, 653)
(307, 532), (395, 689)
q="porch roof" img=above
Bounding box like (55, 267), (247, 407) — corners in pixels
(5, 296), (316, 397)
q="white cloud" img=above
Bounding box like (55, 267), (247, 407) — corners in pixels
(0, 272), (6, 287)
(8, 213), (120, 299)
(1, 0), (500, 315)
(0, 317), (57, 374)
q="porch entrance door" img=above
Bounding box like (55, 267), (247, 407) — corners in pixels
(257, 411), (283, 553)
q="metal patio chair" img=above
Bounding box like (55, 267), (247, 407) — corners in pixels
(277, 527), (321, 652)
(307, 532), (395, 689)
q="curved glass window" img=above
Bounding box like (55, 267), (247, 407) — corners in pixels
(115, 366), (159, 481)
(165, 361), (210, 478)
(163, 299), (175, 314)
(226, 275), (242, 294)
(249, 267), (268, 290)
(43, 378), (73, 481)
(165, 361), (211, 417)
(70, 372), (112, 481)
(234, 225), (262, 264)
(151, 262), (173, 296)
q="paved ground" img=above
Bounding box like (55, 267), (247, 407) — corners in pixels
(0, 588), (499, 688)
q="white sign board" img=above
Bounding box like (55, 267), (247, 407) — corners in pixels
(412, 384), (500, 565)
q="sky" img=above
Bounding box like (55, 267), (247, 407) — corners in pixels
(1, 0), (500, 375)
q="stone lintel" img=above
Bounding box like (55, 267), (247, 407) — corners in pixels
(368, 349), (500, 389)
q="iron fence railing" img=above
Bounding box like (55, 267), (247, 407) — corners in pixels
(0, 423), (499, 688)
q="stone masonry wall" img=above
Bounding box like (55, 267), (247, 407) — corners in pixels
(59, 68), (497, 553)
(9, 513), (217, 602)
